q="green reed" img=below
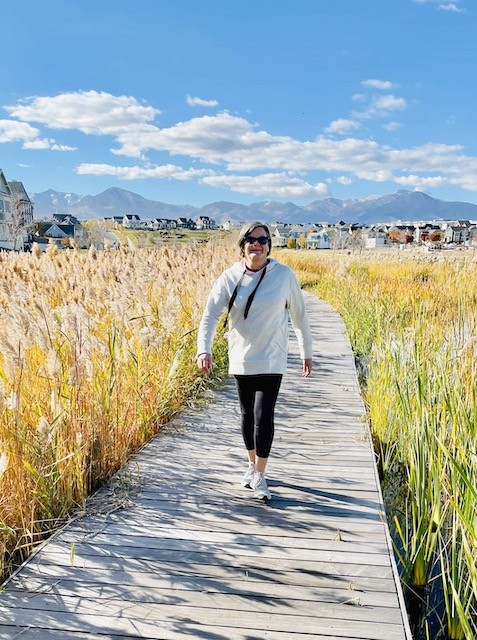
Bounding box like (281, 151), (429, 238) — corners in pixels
(280, 249), (477, 640)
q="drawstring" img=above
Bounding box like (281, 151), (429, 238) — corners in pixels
(222, 266), (267, 329)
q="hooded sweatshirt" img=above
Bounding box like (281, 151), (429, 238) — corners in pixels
(197, 258), (313, 375)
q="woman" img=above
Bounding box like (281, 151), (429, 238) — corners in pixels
(197, 221), (313, 501)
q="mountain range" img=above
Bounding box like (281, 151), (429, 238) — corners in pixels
(29, 187), (477, 225)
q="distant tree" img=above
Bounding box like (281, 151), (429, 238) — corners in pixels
(80, 221), (108, 249)
(347, 229), (365, 252)
(298, 233), (307, 249)
(287, 236), (296, 249)
(428, 230), (444, 244)
(329, 228), (349, 250)
(7, 191), (33, 250)
(389, 229), (414, 244)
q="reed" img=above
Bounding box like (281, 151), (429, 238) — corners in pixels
(0, 241), (230, 581)
(279, 249), (477, 640)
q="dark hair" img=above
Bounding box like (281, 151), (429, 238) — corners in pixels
(237, 221), (272, 257)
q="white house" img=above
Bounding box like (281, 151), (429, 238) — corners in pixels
(270, 224), (292, 247)
(196, 216), (216, 230)
(122, 214), (142, 229)
(221, 220), (244, 231)
(363, 226), (389, 249)
(306, 229), (331, 249)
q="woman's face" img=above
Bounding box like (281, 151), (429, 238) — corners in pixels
(243, 226), (269, 268)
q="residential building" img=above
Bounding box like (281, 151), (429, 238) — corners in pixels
(122, 214), (142, 229)
(306, 229), (331, 249)
(195, 215), (216, 230)
(176, 217), (196, 229)
(0, 169), (33, 250)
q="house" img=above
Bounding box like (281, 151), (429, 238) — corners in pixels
(32, 221), (78, 250)
(195, 216), (216, 230)
(103, 216), (124, 225)
(147, 218), (176, 230)
(306, 229), (331, 249)
(221, 220), (244, 231)
(363, 226), (389, 249)
(122, 214), (142, 229)
(176, 217), (196, 229)
(467, 226), (477, 246)
(52, 213), (80, 225)
(444, 225), (469, 244)
(0, 170), (33, 250)
(270, 224), (292, 247)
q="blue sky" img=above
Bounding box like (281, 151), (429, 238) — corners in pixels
(1, 0), (476, 206)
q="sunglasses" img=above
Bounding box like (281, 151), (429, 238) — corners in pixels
(244, 235), (269, 245)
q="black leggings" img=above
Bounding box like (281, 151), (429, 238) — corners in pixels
(234, 374), (282, 458)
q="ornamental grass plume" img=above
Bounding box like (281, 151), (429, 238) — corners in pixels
(0, 241), (231, 581)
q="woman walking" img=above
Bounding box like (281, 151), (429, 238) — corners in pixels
(197, 222), (313, 501)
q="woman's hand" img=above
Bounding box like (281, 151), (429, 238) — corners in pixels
(197, 353), (213, 375)
(302, 358), (313, 378)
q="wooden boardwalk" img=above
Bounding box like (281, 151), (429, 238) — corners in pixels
(0, 294), (412, 640)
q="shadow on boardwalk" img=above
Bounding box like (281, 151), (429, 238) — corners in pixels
(0, 294), (412, 640)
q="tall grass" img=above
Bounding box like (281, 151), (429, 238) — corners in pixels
(0, 241), (230, 581)
(279, 249), (477, 640)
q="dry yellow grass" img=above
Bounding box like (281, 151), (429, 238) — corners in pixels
(0, 240), (231, 579)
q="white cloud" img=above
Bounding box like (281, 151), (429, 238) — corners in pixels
(374, 95), (407, 111)
(336, 176), (354, 185)
(6, 90), (159, 135)
(186, 95), (219, 107)
(0, 119), (40, 143)
(362, 79), (395, 90)
(201, 173), (330, 198)
(7, 90), (477, 195)
(22, 138), (52, 149)
(22, 137), (76, 151)
(324, 118), (361, 134)
(112, 111), (258, 160)
(394, 174), (448, 189)
(76, 162), (210, 180)
(413, 0), (466, 11)
(383, 121), (402, 131)
(51, 143), (77, 151)
(354, 94), (408, 119)
(439, 3), (465, 11)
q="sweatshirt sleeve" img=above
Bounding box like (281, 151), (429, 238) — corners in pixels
(197, 273), (230, 356)
(287, 271), (313, 360)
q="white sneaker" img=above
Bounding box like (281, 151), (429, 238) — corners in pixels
(251, 472), (271, 500)
(241, 462), (256, 488)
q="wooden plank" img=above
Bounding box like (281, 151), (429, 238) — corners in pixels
(36, 547), (396, 580)
(62, 511), (389, 541)
(0, 594), (407, 638)
(45, 535), (394, 566)
(8, 575), (400, 609)
(0, 294), (411, 640)
(12, 562), (399, 596)
(56, 525), (391, 556)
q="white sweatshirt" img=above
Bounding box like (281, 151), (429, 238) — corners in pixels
(197, 258), (313, 375)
